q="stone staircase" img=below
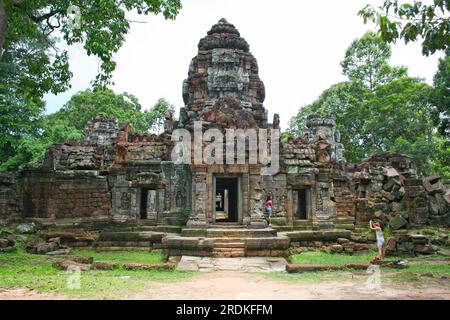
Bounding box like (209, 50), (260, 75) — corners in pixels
(94, 225), (179, 251)
(211, 238), (246, 257)
(163, 224), (290, 258)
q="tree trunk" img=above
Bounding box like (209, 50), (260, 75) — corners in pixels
(0, 0), (7, 61)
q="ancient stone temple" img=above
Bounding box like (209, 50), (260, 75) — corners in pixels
(0, 19), (448, 257)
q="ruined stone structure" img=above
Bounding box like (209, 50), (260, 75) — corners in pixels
(0, 19), (448, 257)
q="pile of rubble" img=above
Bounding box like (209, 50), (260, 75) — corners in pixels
(25, 237), (71, 255)
(423, 176), (450, 225)
(350, 153), (449, 229)
(0, 236), (15, 253)
(51, 255), (177, 271)
(385, 230), (448, 256)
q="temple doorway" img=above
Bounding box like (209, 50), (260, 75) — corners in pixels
(293, 189), (310, 220)
(140, 188), (158, 220)
(214, 177), (239, 223)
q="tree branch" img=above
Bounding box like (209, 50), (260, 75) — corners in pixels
(29, 9), (59, 23)
(0, 0), (7, 61)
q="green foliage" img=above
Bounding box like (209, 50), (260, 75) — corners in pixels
(0, 88), (176, 172)
(430, 55), (450, 140)
(289, 32), (449, 178)
(0, 0), (181, 172)
(341, 32), (407, 91)
(173, 210), (191, 226)
(0, 35), (71, 168)
(288, 81), (371, 163)
(50, 88), (149, 131)
(0, 117), (83, 171)
(359, 0), (449, 56)
(291, 251), (378, 266)
(145, 97), (176, 134)
(1, 0), (182, 86)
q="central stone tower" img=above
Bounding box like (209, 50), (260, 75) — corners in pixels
(180, 18), (268, 130)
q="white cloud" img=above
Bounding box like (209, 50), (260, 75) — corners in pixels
(44, 0), (444, 130)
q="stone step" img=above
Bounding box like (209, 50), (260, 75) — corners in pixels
(97, 231), (166, 242)
(137, 225), (182, 233)
(334, 224), (356, 230)
(209, 237), (248, 243)
(214, 242), (246, 248)
(181, 228), (278, 238)
(212, 248), (246, 258)
(208, 224), (256, 229)
(163, 234), (290, 257)
(282, 229), (351, 242)
(207, 228), (278, 238)
(95, 241), (150, 247)
(293, 220), (313, 227)
(212, 247), (246, 252)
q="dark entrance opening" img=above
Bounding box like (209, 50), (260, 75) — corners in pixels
(215, 177), (238, 223)
(140, 188), (149, 219)
(294, 189), (309, 220)
(140, 188), (159, 221)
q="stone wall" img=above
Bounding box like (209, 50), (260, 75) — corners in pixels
(109, 162), (191, 223)
(115, 123), (172, 164)
(0, 173), (18, 220)
(42, 116), (119, 171)
(281, 114), (347, 228)
(19, 170), (111, 219)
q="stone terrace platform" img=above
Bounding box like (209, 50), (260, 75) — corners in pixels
(177, 256), (288, 272)
(163, 225), (290, 258)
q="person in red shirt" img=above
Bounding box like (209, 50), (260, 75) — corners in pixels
(264, 196), (273, 226)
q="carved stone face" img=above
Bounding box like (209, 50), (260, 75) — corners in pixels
(208, 49), (250, 95)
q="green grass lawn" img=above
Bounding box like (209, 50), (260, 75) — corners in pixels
(281, 251), (450, 284)
(290, 251), (376, 266)
(0, 249), (193, 299)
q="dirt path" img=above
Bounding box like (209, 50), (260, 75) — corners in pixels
(0, 288), (66, 300)
(129, 272), (450, 300)
(0, 272), (449, 300)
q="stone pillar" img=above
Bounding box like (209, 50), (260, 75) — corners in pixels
(249, 165), (266, 227)
(187, 166), (208, 226)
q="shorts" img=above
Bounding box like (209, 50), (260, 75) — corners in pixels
(265, 208), (272, 217)
(377, 239), (385, 248)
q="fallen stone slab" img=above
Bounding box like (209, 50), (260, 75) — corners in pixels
(92, 261), (120, 270)
(383, 167), (400, 178)
(0, 246), (16, 253)
(52, 255), (93, 264)
(423, 176), (444, 194)
(438, 248), (450, 257)
(42, 231), (95, 243)
(286, 264), (343, 273)
(52, 260), (91, 271)
(286, 230), (351, 242)
(390, 215), (408, 230)
(371, 259), (409, 269)
(0, 237), (14, 248)
(122, 263), (175, 271)
(46, 248), (72, 256)
(344, 264), (370, 270)
(27, 241), (60, 255)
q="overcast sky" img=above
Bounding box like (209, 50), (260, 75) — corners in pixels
(43, 0), (444, 130)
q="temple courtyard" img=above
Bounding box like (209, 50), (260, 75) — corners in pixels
(0, 248), (449, 300)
